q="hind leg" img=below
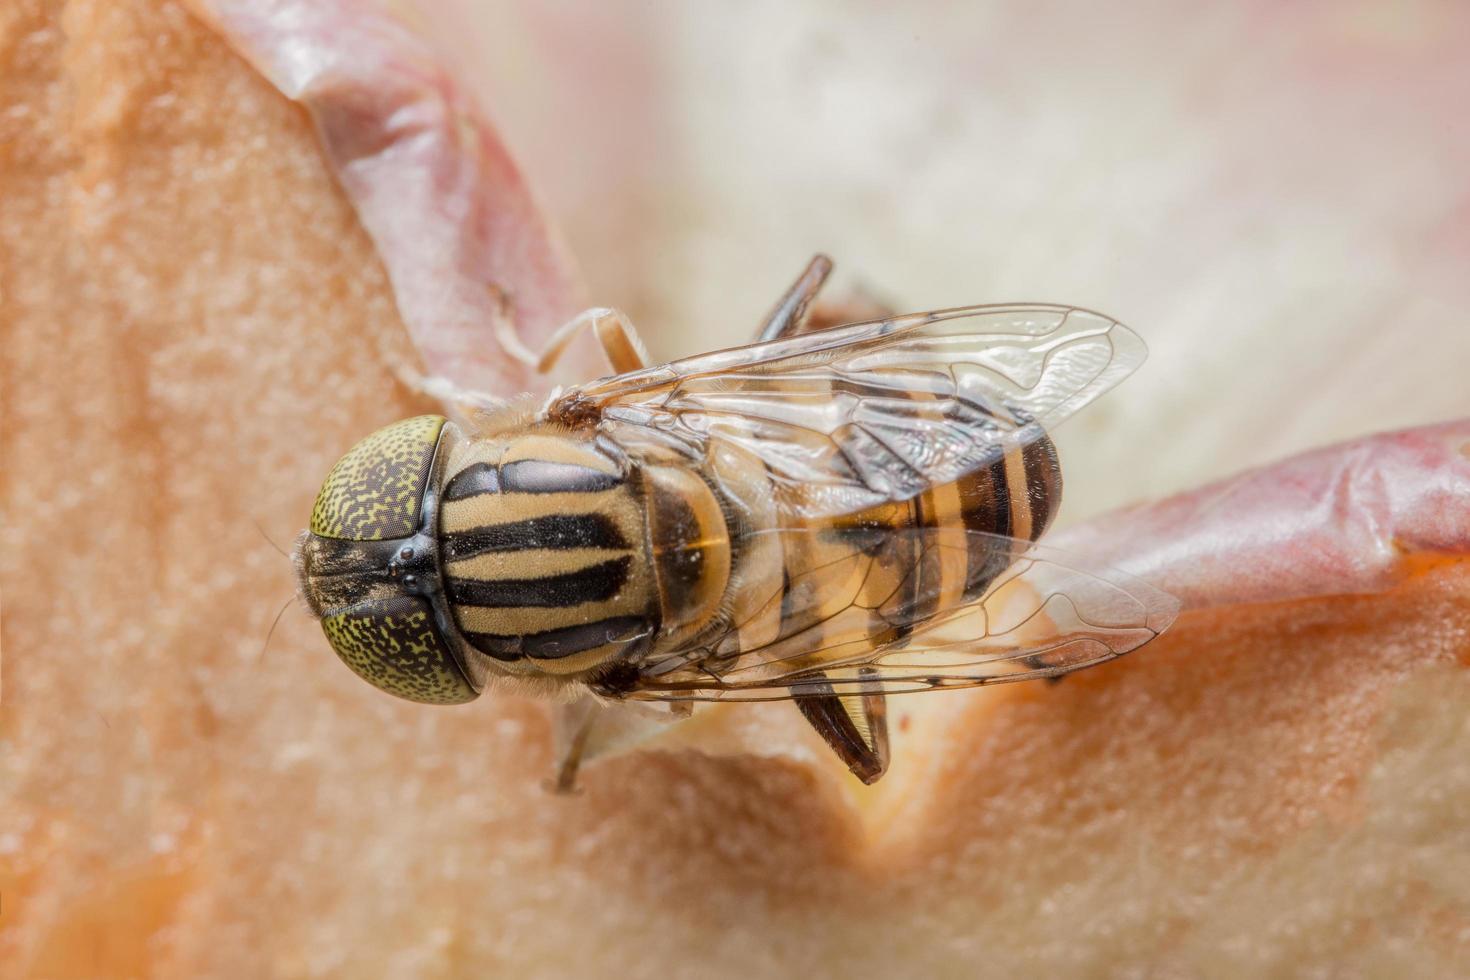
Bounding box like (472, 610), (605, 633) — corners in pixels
(756, 254), (894, 342)
(755, 254), (834, 342)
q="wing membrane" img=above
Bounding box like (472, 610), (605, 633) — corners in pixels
(553, 305), (1146, 519)
(622, 528), (1180, 703)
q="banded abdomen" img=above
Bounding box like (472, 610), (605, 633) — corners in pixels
(707, 427), (1062, 666)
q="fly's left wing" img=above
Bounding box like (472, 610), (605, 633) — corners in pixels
(550, 304), (1146, 519)
(617, 528), (1180, 703)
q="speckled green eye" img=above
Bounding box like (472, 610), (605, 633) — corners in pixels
(321, 596), (476, 705)
(297, 414), (480, 705)
(310, 415), (446, 541)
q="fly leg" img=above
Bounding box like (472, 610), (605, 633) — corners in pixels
(756, 254), (895, 342)
(529, 307), (652, 377)
(390, 283), (524, 412)
(756, 254), (834, 342)
(804, 287), (896, 333)
(392, 367), (510, 411)
(549, 697), (603, 794)
(547, 696), (692, 792)
(793, 667), (891, 785)
(388, 286), (656, 409)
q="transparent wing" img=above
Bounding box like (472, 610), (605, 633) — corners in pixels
(620, 528), (1179, 702)
(551, 305), (1146, 519)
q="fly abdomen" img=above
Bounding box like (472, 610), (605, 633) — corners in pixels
(952, 433), (1062, 600)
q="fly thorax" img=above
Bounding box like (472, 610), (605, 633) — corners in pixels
(437, 431), (657, 679)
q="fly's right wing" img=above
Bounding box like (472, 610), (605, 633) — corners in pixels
(551, 305), (1146, 520)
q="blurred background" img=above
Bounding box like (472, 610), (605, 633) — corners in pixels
(429, 0), (1470, 521)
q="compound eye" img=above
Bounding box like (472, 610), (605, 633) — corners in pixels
(321, 595), (478, 705)
(310, 415), (447, 542)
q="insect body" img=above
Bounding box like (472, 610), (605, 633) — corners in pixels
(295, 257), (1178, 784)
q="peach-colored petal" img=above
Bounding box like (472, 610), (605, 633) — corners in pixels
(190, 0), (600, 395)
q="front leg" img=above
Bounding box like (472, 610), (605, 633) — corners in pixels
(532, 307), (652, 377)
(390, 363), (511, 421)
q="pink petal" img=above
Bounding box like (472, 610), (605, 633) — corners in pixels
(1055, 420), (1470, 610)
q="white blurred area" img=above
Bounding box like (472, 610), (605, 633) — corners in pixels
(425, 0), (1470, 523)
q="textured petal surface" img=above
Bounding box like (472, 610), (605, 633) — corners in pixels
(190, 0), (598, 395)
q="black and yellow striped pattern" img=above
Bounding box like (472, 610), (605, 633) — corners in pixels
(438, 434), (659, 676)
(700, 406), (1061, 782)
(713, 430), (1061, 667)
